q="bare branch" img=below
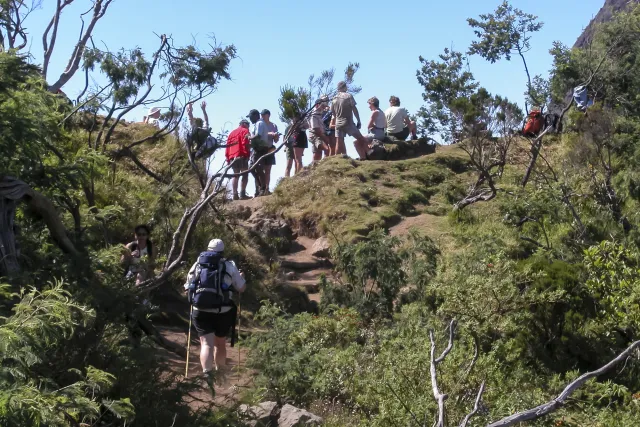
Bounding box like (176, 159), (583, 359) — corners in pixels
(458, 381), (485, 427)
(48, 0), (114, 93)
(429, 325), (452, 427)
(487, 340), (640, 427)
(436, 320), (457, 363)
(42, 0), (73, 79)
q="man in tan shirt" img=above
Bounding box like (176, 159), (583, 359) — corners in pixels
(330, 81), (370, 159)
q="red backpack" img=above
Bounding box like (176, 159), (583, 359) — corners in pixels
(523, 110), (544, 137)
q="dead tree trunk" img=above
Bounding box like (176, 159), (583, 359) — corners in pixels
(0, 176), (80, 275)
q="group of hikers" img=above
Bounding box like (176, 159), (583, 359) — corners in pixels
(167, 81), (419, 199)
(120, 82), (421, 391)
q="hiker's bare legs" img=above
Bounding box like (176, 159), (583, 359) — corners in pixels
(264, 163), (272, 192)
(294, 147), (304, 174)
(328, 135), (336, 156)
(285, 157), (293, 177)
(351, 129), (369, 159)
(213, 335), (227, 370)
(409, 120), (418, 139)
(231, 175), (239, 196)
(240, 169), (248, 194)
(200, 333), (215, 372)
(335, 136), (347, 155)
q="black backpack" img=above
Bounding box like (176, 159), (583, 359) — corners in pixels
(188, 251), (233, 309)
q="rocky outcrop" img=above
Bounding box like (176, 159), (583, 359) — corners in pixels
(239, 401), (279, 426)
(368, 137), (436, 161)
(278, 404), (323, 426)
(239, 402), (323, 427)
(574, 0), (639, 48)
(244, 208), (295, 254)
(310, 237), (330, 258)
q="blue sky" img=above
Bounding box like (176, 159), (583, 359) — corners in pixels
(26, 0), (603, 191)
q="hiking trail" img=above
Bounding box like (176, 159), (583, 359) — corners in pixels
(152, 185), (449, 411)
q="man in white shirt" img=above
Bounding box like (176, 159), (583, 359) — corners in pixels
(184, 239), (246, 388)
(384, 96), (417, 140)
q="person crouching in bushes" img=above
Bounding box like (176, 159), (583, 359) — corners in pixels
(121, 224), (155, 285)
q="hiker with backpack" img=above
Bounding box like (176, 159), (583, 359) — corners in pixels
(121, 224), (155, 285)
(225, 119), (252, 200)
(184, 238), (246, 388)
(322, 105), (336, 156)
(308, 99), (331, 161)
(187, 101), (218, 159)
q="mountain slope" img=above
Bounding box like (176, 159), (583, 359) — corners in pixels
(574, 0), (639, 48)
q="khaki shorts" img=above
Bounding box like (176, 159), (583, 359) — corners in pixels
(335, 122), (361, 138)
(309, 132), (325, 153)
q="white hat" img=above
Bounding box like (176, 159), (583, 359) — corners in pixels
(149, 107), (161, 115)
(207, 239), (224, 252)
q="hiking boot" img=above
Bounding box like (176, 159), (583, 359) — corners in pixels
(232, 193), (239, 201)
(202, 370), (216, 397)
(264, 190), (272, 196)
(240, 192), (250, 200)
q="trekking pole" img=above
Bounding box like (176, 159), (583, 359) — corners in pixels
(237, 293), (242, 373)
(185, 305), (193, 378)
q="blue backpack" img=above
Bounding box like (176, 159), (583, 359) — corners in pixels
(188, 251), (233, 309)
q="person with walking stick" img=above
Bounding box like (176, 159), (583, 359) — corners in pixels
(184, 238), (246, 394)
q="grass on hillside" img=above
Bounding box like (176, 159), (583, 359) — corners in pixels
(264, 146), (470, 241)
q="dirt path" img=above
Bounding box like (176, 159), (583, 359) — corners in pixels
(151, 195), (446, 411)
(156, 324), (253, 409)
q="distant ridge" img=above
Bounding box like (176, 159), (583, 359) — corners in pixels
(574, 0), (640, 48)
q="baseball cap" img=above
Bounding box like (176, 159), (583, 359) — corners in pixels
(246, 109), (260, 117)
(207, 239), (224, 252)
(260, 109), (271, 115)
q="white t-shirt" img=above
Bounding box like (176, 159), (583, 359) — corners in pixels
(385, 106), (409, 133)
(184, 258), (246, 313)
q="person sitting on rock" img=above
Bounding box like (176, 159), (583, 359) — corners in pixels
(385, 96), (417, 141)
(365, 96), (387, 143)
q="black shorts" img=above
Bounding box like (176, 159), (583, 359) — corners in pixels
(230, 156), (249, 172)
(293, 135), (308, 149)
(192, 306), (236, 338)
(389, 127), (410, 141)
(265, 147), (276, 166)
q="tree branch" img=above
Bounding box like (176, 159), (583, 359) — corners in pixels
(487, 340), (640, 427)
(458, 381), (485, 427)
(429, 320), (457, 427)
(48, 0), (113, 93)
